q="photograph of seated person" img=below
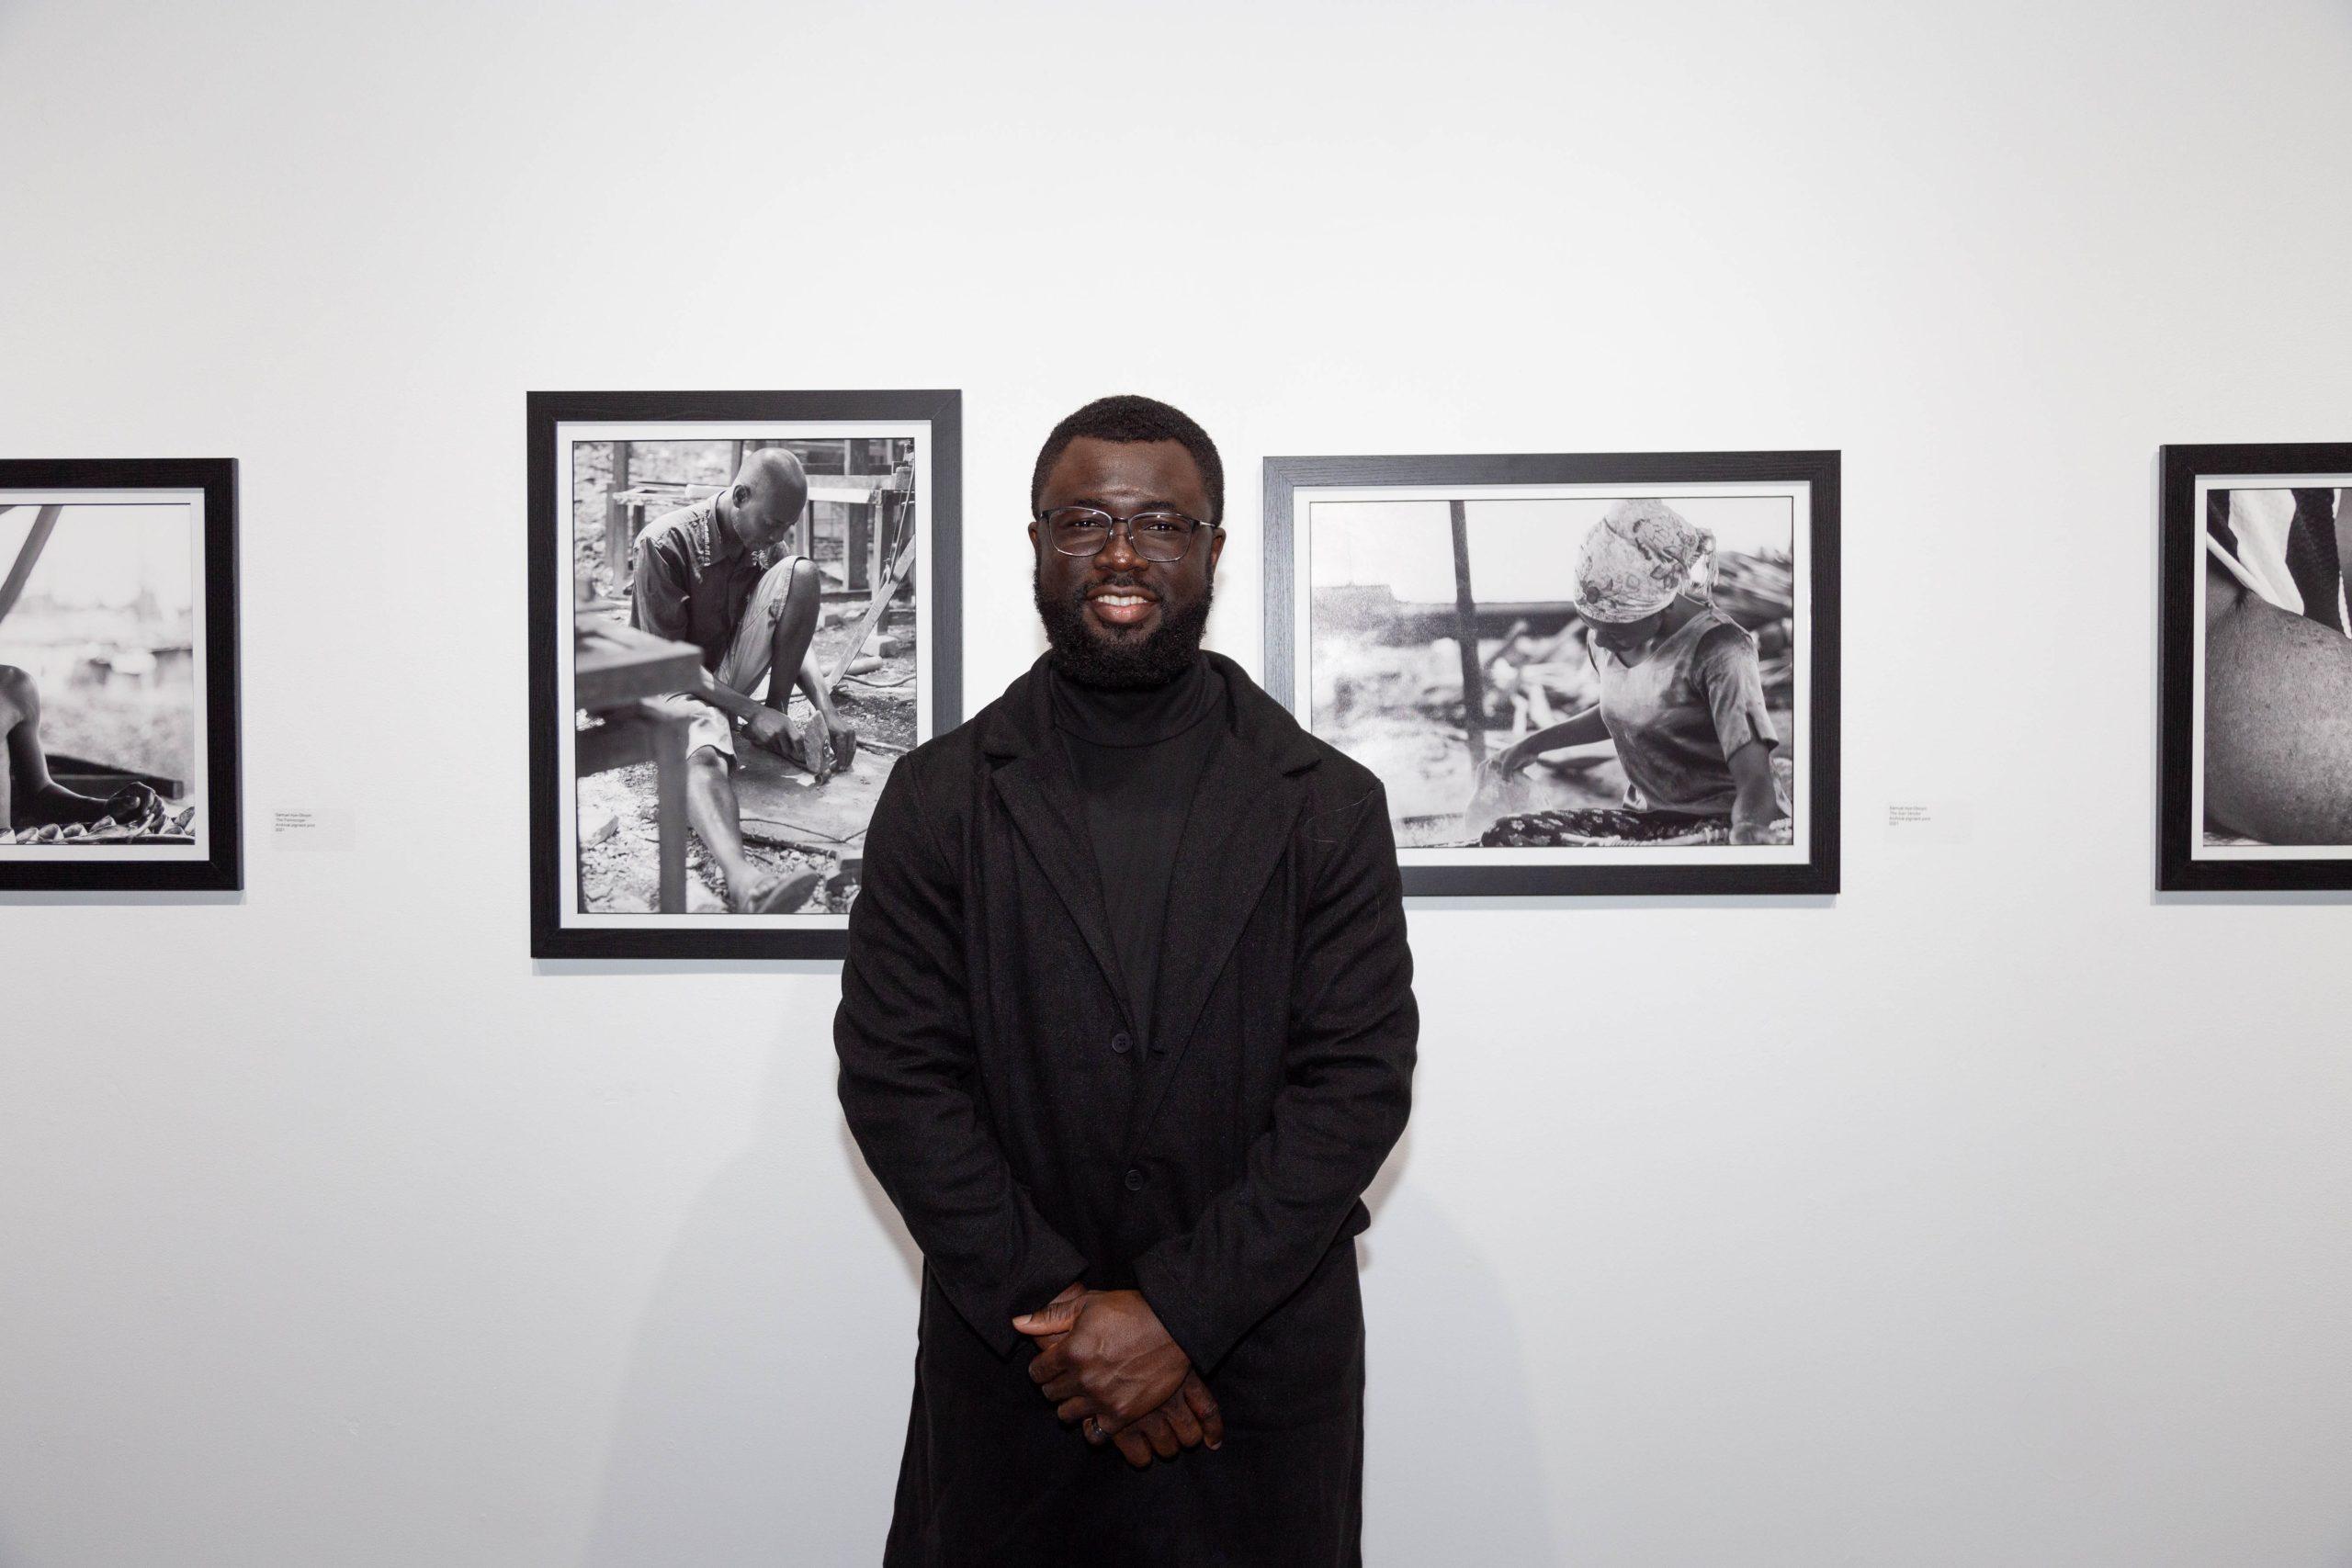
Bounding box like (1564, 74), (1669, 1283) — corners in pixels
(628, 446), (861, 913)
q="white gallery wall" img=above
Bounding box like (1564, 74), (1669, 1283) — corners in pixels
(5, 0), (2350, 1562)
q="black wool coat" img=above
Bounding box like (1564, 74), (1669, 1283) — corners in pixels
(835, 652), (1418, 1568)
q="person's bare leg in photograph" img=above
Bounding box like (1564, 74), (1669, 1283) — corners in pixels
(679, 739), (822, 915)
(747, 555), (859, 779)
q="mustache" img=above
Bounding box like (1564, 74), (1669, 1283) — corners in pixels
(1074, 574), (1155, 598)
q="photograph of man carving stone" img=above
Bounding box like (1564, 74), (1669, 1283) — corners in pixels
(618, 446), (858, 915)
(834, 394), (1419, 1565)
(562, 430), (920, 920)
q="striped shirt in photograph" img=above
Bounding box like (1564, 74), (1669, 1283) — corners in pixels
(2206, 486), (2352, 635)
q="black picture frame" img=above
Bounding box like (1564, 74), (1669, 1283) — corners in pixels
(0, 458), (242, 894)
(2158, 441), (2352, 893)
(1263, 449), (1839, 897)
(528, 389), (961, 959)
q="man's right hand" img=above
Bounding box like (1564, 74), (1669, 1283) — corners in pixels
(1096, 1370), (1224, 1469)
(1019, 1284), (1223, 1468)
(743, 707), (840, 783)
(743, 708), (797, 760)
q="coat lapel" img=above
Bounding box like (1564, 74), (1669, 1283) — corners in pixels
(978, 653), (1329, 1147)
(1124, 675), (1313, 1156)
(981, 665), (1134, 1022)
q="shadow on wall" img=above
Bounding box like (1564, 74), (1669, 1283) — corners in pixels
(1361, 1131), (1561, 1563)
(581, 1041), (920, 1568)
(579, 1051), (1554, 1564)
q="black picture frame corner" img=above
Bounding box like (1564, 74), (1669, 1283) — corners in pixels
(0, 457), (241, 894)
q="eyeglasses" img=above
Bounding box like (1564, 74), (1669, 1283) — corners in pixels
(1037, 506), (1211, 563)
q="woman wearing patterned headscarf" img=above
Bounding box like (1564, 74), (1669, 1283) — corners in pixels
(1485, 499), (1788, 844)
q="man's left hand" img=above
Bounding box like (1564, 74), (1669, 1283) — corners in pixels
(1012, 1287), (1190, 1435)
(813, 709), (858, 773)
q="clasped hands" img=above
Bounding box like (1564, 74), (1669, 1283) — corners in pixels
(1012, 1283), (1224, 1470)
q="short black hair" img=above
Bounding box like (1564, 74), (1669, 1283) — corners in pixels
(1030, 394), (1225, 525)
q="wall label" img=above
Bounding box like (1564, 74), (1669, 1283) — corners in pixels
(272, 808), (356, 851)
(1885, 800), (1974, 845)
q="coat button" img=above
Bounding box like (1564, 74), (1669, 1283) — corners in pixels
(1125, 1168), (1145, 1191)
(1110, 1032), (1132, 1055)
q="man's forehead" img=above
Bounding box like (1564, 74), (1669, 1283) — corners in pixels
(741, 449), (808, 493)
(1040, 437), (1206, 503)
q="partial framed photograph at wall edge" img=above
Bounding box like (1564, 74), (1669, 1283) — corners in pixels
(0, 458), (242, 893)
(527, 389), (961, 959)
(1263, 450), (1838, 897)
(2160, 442), (2352, 892)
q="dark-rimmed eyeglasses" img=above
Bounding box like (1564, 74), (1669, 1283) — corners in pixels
(1036, 506), (1211, 563)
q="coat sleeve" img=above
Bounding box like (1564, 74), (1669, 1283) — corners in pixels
(1131, 782), (1417, 1372)
(835, 760), (1090, 1359)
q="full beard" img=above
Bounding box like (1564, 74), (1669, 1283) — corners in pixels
(1034, 568), (1214, 691)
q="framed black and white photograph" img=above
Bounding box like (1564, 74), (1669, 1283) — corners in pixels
(528, 390), (960, 959)
(2160, 442), (2352, 892)
(1264, 451), (1838, 897)
(0, 458), (241, 893)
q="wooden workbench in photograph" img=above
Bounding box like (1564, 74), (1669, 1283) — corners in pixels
(573, 620), (703, 914)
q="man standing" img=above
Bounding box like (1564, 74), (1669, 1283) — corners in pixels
(629, 446), (857, 914)
(835, 396), (1417, 1564)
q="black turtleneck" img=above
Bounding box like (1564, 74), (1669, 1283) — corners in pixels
(1049, 655), (1228, 1053)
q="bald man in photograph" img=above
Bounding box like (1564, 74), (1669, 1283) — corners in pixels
(630, 446), (856, 914)
(836, 396), (1418, 1564)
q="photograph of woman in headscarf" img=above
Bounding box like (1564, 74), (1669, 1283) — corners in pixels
(1295, 482), (1805, 861)
(1481, 499), (1792, 846)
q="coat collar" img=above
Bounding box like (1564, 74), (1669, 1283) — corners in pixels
(981, 653), (1322, 1138)
(980, 650), (1324, 776)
